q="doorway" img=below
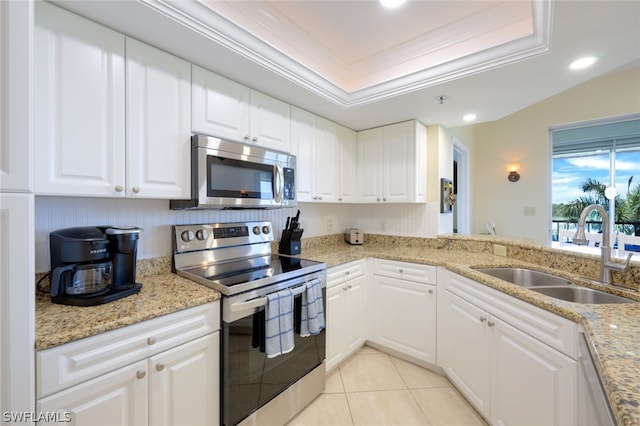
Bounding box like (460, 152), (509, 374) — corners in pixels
(453, 141), (470, 234)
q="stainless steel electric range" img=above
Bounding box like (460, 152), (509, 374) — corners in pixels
(172, 221), (327, 426)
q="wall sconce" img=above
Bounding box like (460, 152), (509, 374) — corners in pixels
(507, 164), (520, 182)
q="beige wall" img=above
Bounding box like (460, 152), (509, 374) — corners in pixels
(453, 67), (640, 242)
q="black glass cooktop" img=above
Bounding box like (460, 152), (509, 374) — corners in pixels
(180, 254), (324, 295)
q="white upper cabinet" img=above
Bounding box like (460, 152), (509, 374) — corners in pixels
(192, 65), (291, 152)
(249, 90), (291, 152)
(336, 124), (357, 203)
(0, 1), (32, 193)
(291, 107), (337, 202)
(34, 3), (191, 199)
(35, 1), (126, 197)
(191, 65), (249, 143)
(356, 120), (427, 203)
(125, 38), (191, 199)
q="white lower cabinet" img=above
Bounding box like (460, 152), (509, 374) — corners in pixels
(438, 271), (577, 425)
(37, 360), (149, 425)
(36, 302), (220, 426)
(369, 260), (437, 364)
(326, 260), (367, 371)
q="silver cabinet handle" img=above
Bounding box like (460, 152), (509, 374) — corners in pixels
(487, 321), (495, 328)
(132, 186), (140, 193)
(136, 370), (146, 380)
(244, 135), (250, 141)
(377, 198), (381, 202)
(398, 269), (404, 273)
(428, 289), (434, 294)
(156, 364), (165, 372)
(147, 336), (157, 345)
(345, 271), (350, 275)
(383, 198), (387, 202)
(115, 185), (124, 192)
(252, 137), (258, 143)
(479, 317), (487, 323)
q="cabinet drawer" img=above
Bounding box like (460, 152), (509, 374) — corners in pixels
(445, 272), (578, 359)
(373, 259), (436, 285)
(327, 260), (366, 288)
(37, 301), (220, 398)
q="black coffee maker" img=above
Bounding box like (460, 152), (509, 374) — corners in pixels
(49, 226), (142, 306)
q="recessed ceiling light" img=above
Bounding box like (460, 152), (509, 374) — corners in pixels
(569, 56), (598, 70)
(463, 113), (477, 122)
(380, 0), (407, 9)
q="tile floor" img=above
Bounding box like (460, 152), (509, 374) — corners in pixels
(287, 346), (487, 426)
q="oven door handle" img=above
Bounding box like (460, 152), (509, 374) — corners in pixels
(229, 284), (307, 312)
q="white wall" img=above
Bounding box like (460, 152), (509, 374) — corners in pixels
(35, 197), (438, 272)
(453, 67), (640, 242)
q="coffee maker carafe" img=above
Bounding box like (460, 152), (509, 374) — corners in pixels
(49, 226), (142, 306)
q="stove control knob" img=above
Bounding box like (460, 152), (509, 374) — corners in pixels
(195, 229), (209, 240)
(253, 226), (261, 235)
(181, 230), (195, 242)
(262, 225), (270, 235)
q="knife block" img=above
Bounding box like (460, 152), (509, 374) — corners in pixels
(279, 229), (303, 255)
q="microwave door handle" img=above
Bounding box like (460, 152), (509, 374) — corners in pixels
(274, 163), (284, 203)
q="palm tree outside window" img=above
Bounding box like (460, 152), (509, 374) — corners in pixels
(551, 117), (640, 251)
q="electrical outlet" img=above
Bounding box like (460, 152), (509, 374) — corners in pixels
(327, 218), (334, 233)
(493, 244), (507, 257)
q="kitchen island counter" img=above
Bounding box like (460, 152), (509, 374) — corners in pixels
(298, 235), (640, 426)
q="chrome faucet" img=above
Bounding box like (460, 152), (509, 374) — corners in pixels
(573, 204), (633, 284)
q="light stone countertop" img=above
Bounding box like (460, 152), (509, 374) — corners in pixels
(35, 257), (220, 351)
(297, 236), (640, 426)
(34, 234), (640, 425)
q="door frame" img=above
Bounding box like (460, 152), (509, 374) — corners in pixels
(453, 140), (470, 234)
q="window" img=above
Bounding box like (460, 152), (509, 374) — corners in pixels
(551, 117), (640, 252)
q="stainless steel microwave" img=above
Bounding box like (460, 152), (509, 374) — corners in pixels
(170, 134), (296, 209)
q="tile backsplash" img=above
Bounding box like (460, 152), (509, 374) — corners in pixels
(35, 196), (438, 272)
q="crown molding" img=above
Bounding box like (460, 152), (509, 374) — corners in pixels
(144, 0), (552, 108)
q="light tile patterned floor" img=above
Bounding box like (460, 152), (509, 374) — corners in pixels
(287, 346), (487, 426)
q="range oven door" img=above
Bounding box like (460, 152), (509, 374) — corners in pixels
(221, 282), (326, 426)
(197, 134), (296, 209)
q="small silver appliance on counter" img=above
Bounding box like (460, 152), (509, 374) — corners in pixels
(344, 228), (364, 245)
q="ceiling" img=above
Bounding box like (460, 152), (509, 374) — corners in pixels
(56, 0), (640, 130)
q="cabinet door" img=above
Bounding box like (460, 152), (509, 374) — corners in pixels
(356, 127), (382, 203)
(192, 65), (250, 142)
(290, 107), (316, 202)
(336, 124), (357, 203)
(370, 275), (436, 364)
(492, 317), (576, 426)
(0, 194), (35, 416)
(0, 1), (31, 192)
(34, 2), (126, 197)
(149, 333), (219, 426)
(249, 90), (291, 152)
(440, 291), (491, 417)
(37, 360), (148, 426)
(126, 38), (191, 199)
(382, 121), (414, 203)
(326, 284), (347, 372)
(315, 117), (338, 202)
(344, 275), (366, 354)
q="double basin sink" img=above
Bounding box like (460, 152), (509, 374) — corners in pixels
(474, 267), (636, 304)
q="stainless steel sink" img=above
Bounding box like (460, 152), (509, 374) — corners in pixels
(473, 267), (636, 304)
(531, 286), (635, 304)
(474, 267), (574, 287)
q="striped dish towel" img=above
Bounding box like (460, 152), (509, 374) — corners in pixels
(265, 288), (295, 358)
(300, 278), (325, 337)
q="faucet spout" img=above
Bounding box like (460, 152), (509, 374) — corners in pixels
(572, 204), (630, 284)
